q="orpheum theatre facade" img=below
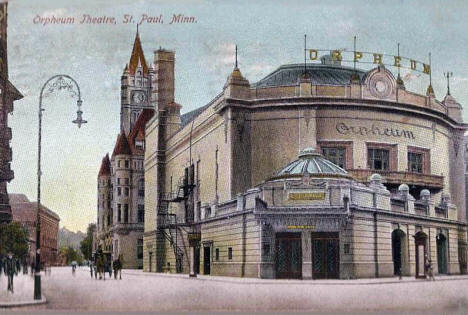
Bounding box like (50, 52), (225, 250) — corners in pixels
(143, 48), (468, 279)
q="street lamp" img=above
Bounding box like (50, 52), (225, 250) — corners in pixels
(34, 74), (87, 300)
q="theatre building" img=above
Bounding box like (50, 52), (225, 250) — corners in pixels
(143, 50), (468, 278)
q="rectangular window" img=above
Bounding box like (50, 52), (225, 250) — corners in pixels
(215, 248), (219, 261)
(344, 243), (351, 255)
(408, 152), (423, 173)
(322, 147), (346, 169)
(125, 178), (129, 185)
(117, 187), (122, 196)
(117, 178), (121, 185)
(118, 204), (121, 222)
(118, 161), (121, 168)
(368, 148), (390, 170)
(125, 160), (129, 168)
(228, 247), (232, 260)
(138, 205), (144, 223)
(407, 146), (430, 174)
(137, 239), (143, 259)
(107, 215), (110, 226)
(125, 187), (129, 196)
(124, 204), (129, 223)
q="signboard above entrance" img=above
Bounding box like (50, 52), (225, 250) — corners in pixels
(288, 191), (326, 201)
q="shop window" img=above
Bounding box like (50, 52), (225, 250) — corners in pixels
(137, 239), (143, 259)
(368, 148), (390, 170)
(322, 147), (346, 169)
(215, 248), (219, 261)
(228, 247), (232, 260)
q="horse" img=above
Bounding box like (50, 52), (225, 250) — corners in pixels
(96, 252), (106, 280)
(113, 254), (123, 280)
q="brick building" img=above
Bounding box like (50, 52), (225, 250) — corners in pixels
(0, 2), (23, 223)
(9, 194), (60, 266)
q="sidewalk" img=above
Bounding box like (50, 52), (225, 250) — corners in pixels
(0, 272), (47, 308)
(121, 268), (468, 285)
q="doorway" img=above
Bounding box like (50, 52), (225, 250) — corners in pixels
(311, 232), (340, 279)
(149, 252), (152, 272)
(414, 231), (427, 278)
(275, 232), (302, 279)
(437, 233), (447, 274)
(194, 245), (200, 274)
(203, 246), (211, 275)
(392, 229), (407, 276)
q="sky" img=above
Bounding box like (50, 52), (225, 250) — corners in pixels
(6, 0), (468, 232)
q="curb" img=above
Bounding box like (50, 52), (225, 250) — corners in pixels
(121, 270), (468, 286)
(0, 296), (47, 308)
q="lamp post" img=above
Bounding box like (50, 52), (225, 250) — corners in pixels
(34, 74), (87, 300)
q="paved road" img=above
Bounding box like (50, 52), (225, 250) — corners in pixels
(20, 267), (468, 312)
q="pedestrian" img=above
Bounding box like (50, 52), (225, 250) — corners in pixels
(90, 261), (94, 278)
(5, 252), (17, 293)
(426, 259), (435, 281)
(108, 260), (112, 278)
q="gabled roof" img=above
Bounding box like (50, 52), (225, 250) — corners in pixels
(128, 108), (155, 154)
(128, 31), (148, 76)
(112, 132), (132, 157)
(98, 153), (111, 177)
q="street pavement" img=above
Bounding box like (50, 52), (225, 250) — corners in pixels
(6, 266), (468, 312)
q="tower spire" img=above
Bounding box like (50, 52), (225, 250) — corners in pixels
(235, 44), (238, 69)
(426, 52), (434, 96)
(444, 71), (453, 95)
(128, 27), (148, 75)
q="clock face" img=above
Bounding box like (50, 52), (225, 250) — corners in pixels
(132, 91), (146, 104)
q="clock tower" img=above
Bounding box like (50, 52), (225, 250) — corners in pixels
(120, 30), (153, 135)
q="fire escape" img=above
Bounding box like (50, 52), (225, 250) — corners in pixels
(157, 165), (195, 272)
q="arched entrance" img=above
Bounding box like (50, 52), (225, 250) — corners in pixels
(437, 233), (448, 274)
(414, 231), (427, 278)
(391, 229), (407, 275)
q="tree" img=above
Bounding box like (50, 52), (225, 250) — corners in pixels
(58, 246), (83, 265)
(0, 222), (29, 259)
(80, 223), (96, 261)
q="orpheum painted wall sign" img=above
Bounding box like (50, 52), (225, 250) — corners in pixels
(336, 122), (415, 139)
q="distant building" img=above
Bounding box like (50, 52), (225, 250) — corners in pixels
(95, 30), (153, 268)
(0, 2), (23, 223)
(9, 194), (60, 266)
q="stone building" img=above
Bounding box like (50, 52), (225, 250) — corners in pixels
(0, 2), (23, 223)
(142, 49), (468, 278)
(9, 194), (60, 266)
(95, 31), (154, 268)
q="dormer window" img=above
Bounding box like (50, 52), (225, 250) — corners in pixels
(135, 140), (144, 150)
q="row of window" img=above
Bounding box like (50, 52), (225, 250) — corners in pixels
(116, 204), (145, 223)
(321, 145), (428, 173)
